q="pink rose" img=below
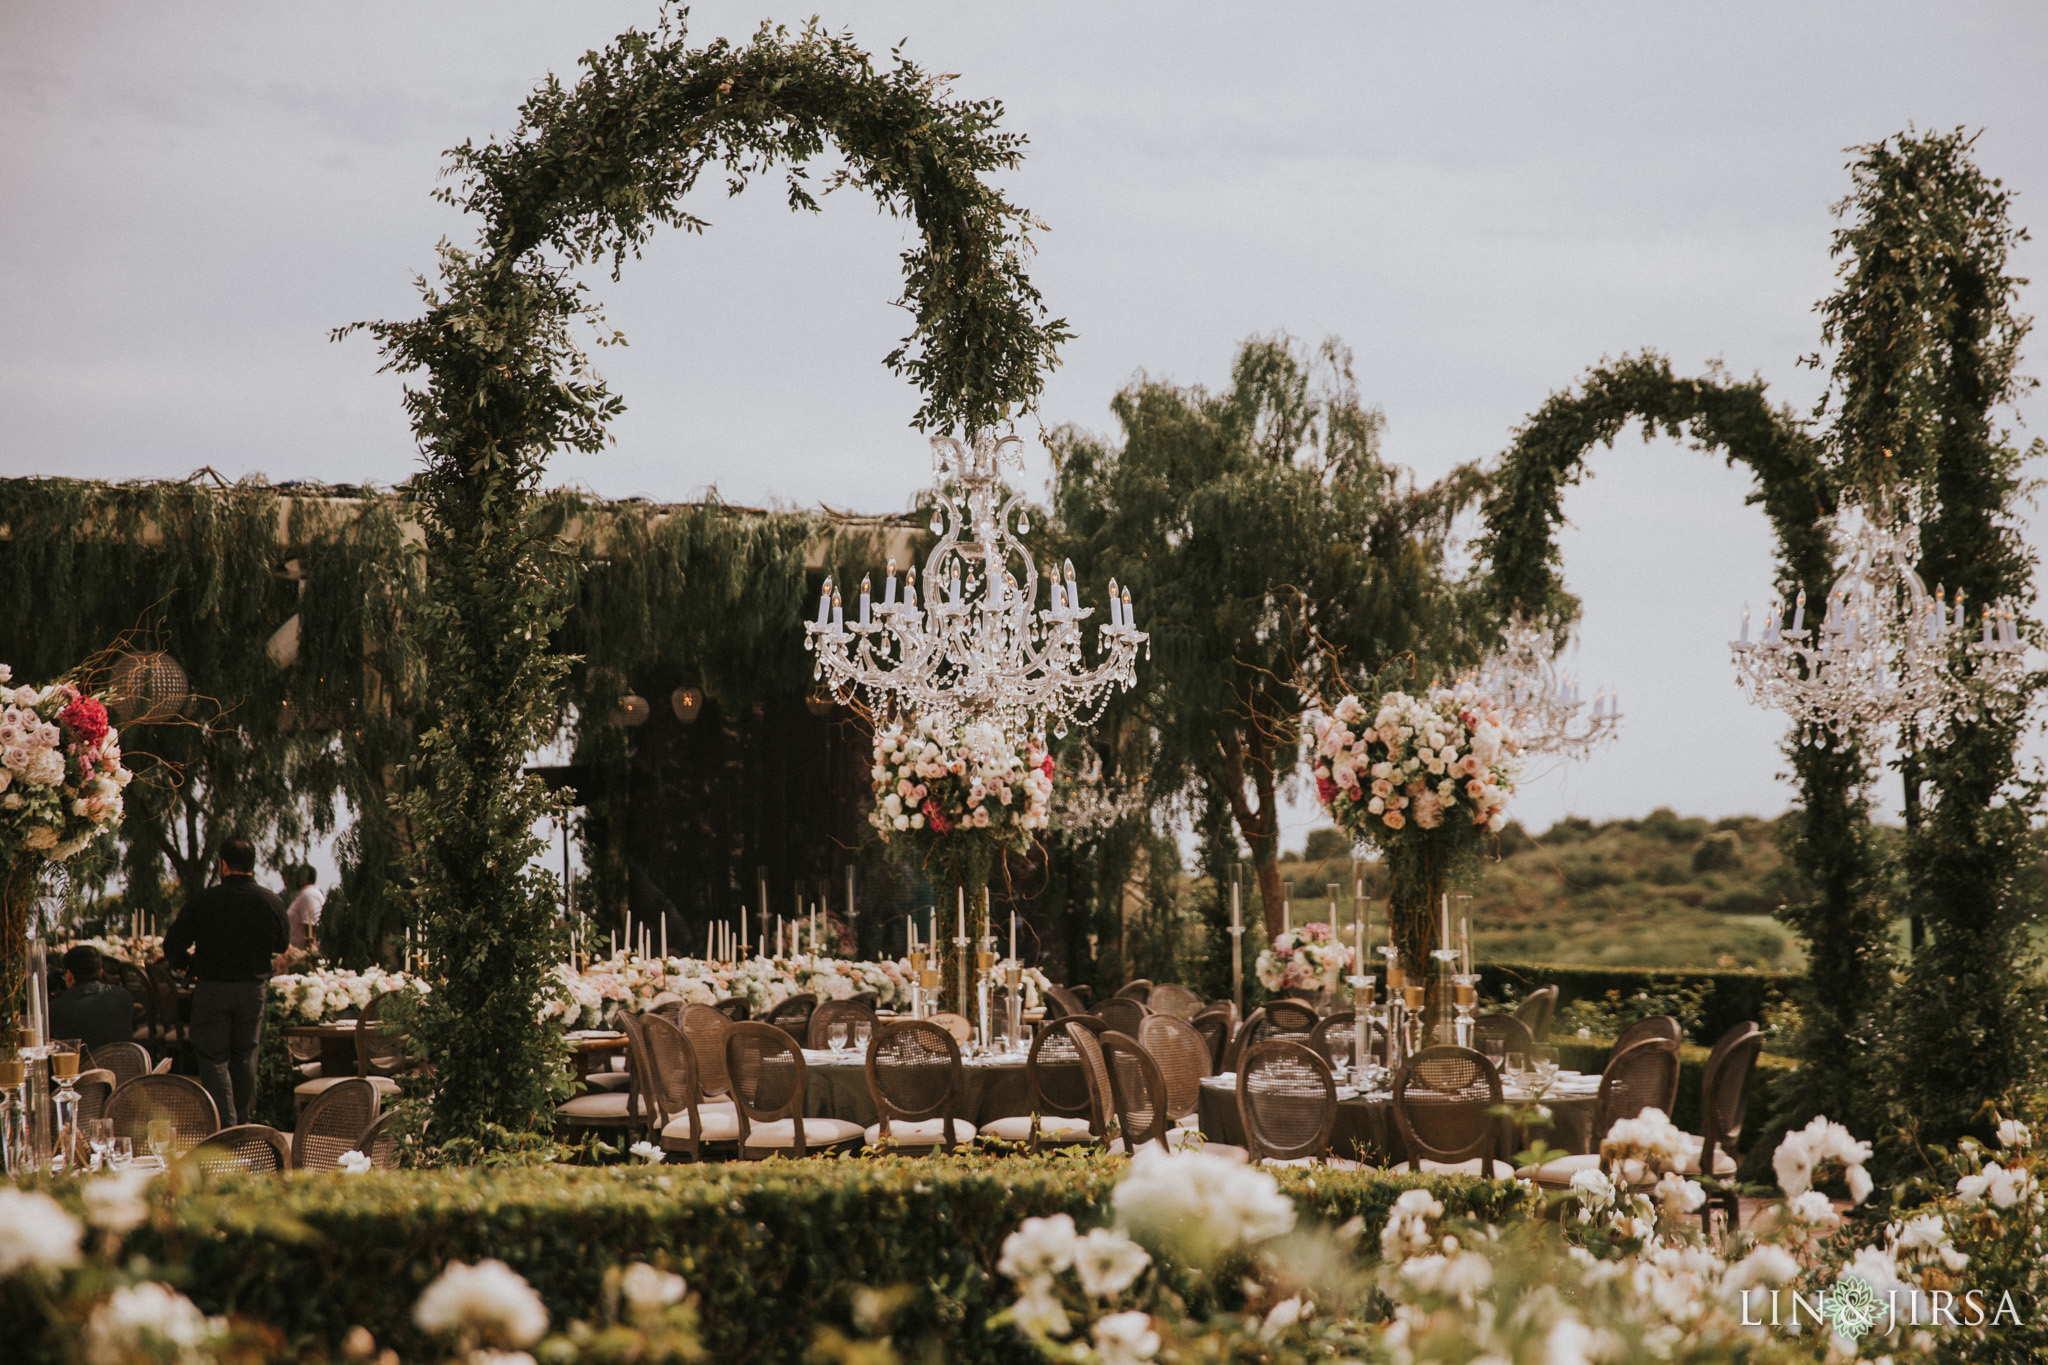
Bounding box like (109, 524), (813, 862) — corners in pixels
(1381, 810), (1406, 830)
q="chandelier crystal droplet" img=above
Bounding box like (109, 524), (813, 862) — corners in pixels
(803, 432), (1147, 732)
(1728, 494), (2026, 738)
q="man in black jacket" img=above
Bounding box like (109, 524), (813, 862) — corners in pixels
(50, 945), (136, 1053)
(162, 836), (288, 1126)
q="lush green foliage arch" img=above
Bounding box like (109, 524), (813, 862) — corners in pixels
(1475, 352), (1895, 1126)
(341, 13), (1069, 1147)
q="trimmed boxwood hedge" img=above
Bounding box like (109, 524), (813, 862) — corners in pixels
(1479, 960), (1802, 1046)
(116, 1153), (1528, 1364)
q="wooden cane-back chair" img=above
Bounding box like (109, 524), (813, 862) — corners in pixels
(1094, 996), (1150, 1038)
(292, 1077), (380, 1171)
(191, 1124), (291, 1177)
(1113, 979), (1154, 1003)
(1472, 1013), (1535, 1059)
(1041, 984), (1087, 1020)
(1263, 998), (1320, 1036)
(723, 1021), (863, 1158)
(356, 1111), (402, 1169)
(1237, 1040), (1338, 1165)
(1690, 1025), (1763, 1228)
(807, 998), (877, 1051)
(765, 992), (818, 1043)
(90, 1041), (153, 1089)
(978, 1016), (1101, 1150)
(679, 1003), (736, 1099)
(553, 1012), (651, 1140)
(1099, 1030), (1172, 1157)
(926, 1011), (974, 1044)
(1191, 1003), (1235, 1071)
(1613, 1014), (1682, 1057)
(638, 1013), (739, 1160)
(1137, 1014), (1211, 1124)
(74, 1075), (115, 1133)
(1145, 983), (1203, 1021)
(1599, 1031), (1682, 1122)
(1306, 1011), (1359, 1065)
(864, 1020), (976, 1151)
(712, 996), (750, 1022)
(106, 1075), (218, 1152)
(1392, 1045), (1511, 1178)
(1512, 986), (1558, 1042)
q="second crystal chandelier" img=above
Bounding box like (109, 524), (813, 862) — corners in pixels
(804, 432), (1147, 734)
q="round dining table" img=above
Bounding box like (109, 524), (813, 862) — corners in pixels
(1196, 1071), (1604, 1166)
(793, 1046), (1061, 1129)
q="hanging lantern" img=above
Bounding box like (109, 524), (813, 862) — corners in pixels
(109, 651), (191, 725)
(611, 693), (651, 727)
(670, 685), (705, 724)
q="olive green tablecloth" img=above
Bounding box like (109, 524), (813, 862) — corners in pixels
(1197, 1077), (1598, 1165)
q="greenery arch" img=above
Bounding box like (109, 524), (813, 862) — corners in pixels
(1475, 352), (1892, 1125)
(341, 13), (1071, 1146)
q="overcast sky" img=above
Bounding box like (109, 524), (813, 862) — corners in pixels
(4, 2), (2044, 849)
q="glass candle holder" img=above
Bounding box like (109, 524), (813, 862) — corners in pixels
(49, 1052), (82, 1173)
(1450, 973), (1480, 1049)
(1430, 948), (1462, 1043)
(0, 1057), (27, 1178)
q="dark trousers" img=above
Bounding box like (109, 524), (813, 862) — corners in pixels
(189, 981), (266, 1127)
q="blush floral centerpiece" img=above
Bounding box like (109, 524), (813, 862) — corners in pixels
(1311, 682), (1520, 980)
(1254, 922), (1357, 1002)
(869, 717), (1052, 1010)
(0, 665), (134, 1031)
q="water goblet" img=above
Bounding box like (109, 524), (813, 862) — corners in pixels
(1505, 1051), (1528, 1090)
(1532, 1046), (1558, 1089)
(145, 1118), (175, 1164)
(1480, 1037), (1506, 1072)
(852, 1020), (872, 1053)
(88, 1119), (114, 1171)
(827, 1021), (849, 1054)
(109, 1136), (134, 1171)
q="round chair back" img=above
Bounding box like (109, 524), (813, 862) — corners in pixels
(1237, 1039), (1337, 1163)
(1098, 1030), (1170, 1156)
(765, 992), (818, 1042)
(1113, 979), (1153, 1003)
(1612, 1014), (1682, 1056)
(1512, 986), (1558, 1041)
(865, 1020), (970, 1150)
(293, 1077), (380, 1171)
(679, 1003), (735, 1098)
(1593, 1037), (1682, 1139)
(1041, 984), (1086, 1020)
(90, 1041), (153, 1088)
(1137, 1013), (1211, 1122)
(1094, 996), (1149, 1037)
(191, 1124), (290, 1177)
(357, 1111), (403, 1169)
(807, 998), (877, 1051)
(1392, 1044), (1502, 1170)
(105, 1074), (219, 1151)
(1024, 1017), (1101, 1135)
(1472, 1013), (1534, 1058)
(1262, 998), (1320, 1036)
(724, 1021), (824, 1156)
(1145, 983), (1204, 1020)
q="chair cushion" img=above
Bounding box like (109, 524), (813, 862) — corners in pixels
(1257, 1154), (1369, 1170)
(1513, 1152), (1656, 1186)
(864, 1118), (980, 1147)
(295, 1075), (401, 1099)
(1418, 1157), (1519, 1180)
(661, 1105), (741, 1144)
(555, 1092), (640, 1120)
(580, 1072), (634, 1093)
(741, 1116), (865, 1149)
(977, 1114), (1094, 1144)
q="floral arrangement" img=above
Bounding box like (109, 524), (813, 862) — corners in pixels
(868, 718), (1053, 886)
(542, 953), (917, 1028)
(48, 933), (163, 968)
(1311, 683), (1519, 843)
(990, 1110), (2048, 1365)
(1253, 921), (1356, 994)
(0, 668), (134, 869)
(268, 965), (429, 1024)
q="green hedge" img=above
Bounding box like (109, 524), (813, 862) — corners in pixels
(118, 1154), (1528, 1364)
(1479, 960), (1802, 1046)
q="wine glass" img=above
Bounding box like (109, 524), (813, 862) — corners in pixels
(1505, 1051), (1528, 1091)
(88, 1119), (114, 1171)
(852, 1020), (872, 1054)
(1532, 1046), (1559, 1090)
(145, 1118), (175, 1164)
(1479, 1037), (1506, 1074)
(826, 1021), (848, 1054)
(1327, 1034), (1353, 1086)
(109, 1136), (134, 1171)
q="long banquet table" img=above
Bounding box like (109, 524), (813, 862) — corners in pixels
(792, 1047), (1059, 1128)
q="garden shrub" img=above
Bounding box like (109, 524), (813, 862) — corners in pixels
(109, 1153), (1528, 1364)
(1480, 960), (1802, 1046)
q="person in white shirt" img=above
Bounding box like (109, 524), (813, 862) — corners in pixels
(285, 864), (325, 953)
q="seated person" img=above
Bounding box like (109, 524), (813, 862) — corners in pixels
(49, 945), (137, 1052)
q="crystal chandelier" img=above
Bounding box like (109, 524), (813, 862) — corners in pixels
(803, 432), (1148, 734)
(1473, 615), (1622, 760)
(1728, 496), (2026, 738)
(1054, 752), (1146, 836)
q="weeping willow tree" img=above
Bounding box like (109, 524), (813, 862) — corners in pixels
(340, 11), (1068, 1148)
(0, 477), (422, 940)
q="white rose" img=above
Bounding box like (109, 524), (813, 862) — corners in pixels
(413, 1259), (549, 1346)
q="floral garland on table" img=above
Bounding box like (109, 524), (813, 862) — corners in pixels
(47, 934), (165, 968)
(268, 966), (430, 1025)
(868, 718), (1053, 889)
(1253, 922), (1356, 995)
(542, 954), (917, 1030)
(1311, 682), (1520, 969)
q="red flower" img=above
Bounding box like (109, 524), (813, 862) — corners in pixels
(922, 800), (953, 834)
(1041, 754), (1055, 779)
(1316, 775), (1337, 805)
(60, 695), (109, 748)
